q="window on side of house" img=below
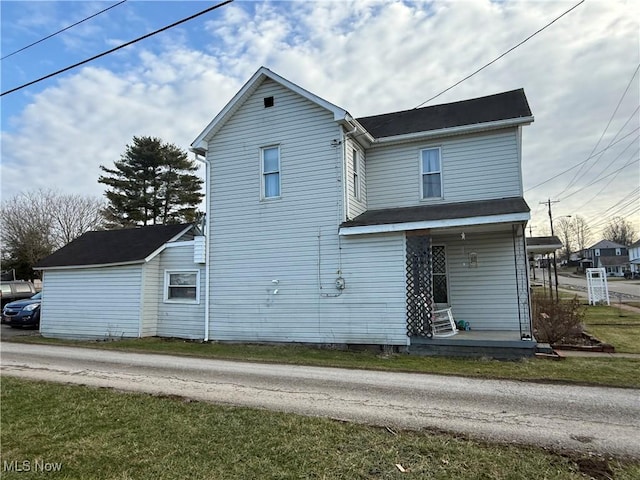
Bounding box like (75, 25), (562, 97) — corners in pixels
(421, 147), (442, 199)
(616, 248), (621, 256)
(261, 146), (280, 199)
(595, 249), (600, 257)
(352, 148), (361, 201)
(432, 245), (448, 304)
(165, 271), (199, 303)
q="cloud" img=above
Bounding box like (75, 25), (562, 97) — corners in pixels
(2, 0), (638, 237)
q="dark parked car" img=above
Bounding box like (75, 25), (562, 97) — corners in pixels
(2, 292), (41, 328)
(1, 280), (37, 308)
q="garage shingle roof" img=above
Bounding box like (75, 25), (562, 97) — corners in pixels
(356, 89), (532, 138)
(35, 224), (193, 269)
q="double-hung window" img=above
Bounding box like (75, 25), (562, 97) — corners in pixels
(421, 148), (442, 199)
(165, 271), (199, 303)
(261, 146), (280, 199)
(352, 148), (361, 200)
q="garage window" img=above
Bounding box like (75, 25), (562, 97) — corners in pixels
(164, 270), (199, 303)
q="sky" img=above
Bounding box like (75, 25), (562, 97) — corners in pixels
(1, 0), (639, 242)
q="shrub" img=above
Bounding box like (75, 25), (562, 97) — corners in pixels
(532, 292), (585, 344)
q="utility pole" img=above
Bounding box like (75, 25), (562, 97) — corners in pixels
(541, 199), (560, 302)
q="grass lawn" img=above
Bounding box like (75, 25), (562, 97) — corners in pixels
(1, 377), (638, 480)
(9, 335), (640, 388)
(582, 304), (640, 354)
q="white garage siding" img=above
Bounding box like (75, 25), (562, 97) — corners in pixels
(40, 265), (143, 340)
(157, 244), (205, 339)
(140, 256), (160, 337)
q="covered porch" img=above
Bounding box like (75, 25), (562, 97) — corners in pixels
(340, 197), (535, 358)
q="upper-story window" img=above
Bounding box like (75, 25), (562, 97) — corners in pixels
(615, 248), (621, 256)
(352, 148), (361, 201)
(421, 147), (442, 199)
(261, 146), (280, 199)
(595, 249), (600, 257)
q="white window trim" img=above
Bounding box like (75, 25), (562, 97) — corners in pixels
(164, 270), (200, 304)
(419, 146), (443, 200)
(352, 148), (361, 201)
(260, 145), (281, 200)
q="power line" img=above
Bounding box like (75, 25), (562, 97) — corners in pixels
(585, 187), (640, 229)
(415, 0), (585, 108)
(562, 153), (638, 201)
(556, 64), (640, 198)
(1, 0), (128, 61)
(559, 133), (639, 201)
(524, 126), (640, 192)
(1, 0), (234, 97)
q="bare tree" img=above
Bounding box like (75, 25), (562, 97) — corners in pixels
(555, 217), (573, 261)
(0, 189), (104, 279)
(572, 215), (592, 254)
(603, 216), (637, 246)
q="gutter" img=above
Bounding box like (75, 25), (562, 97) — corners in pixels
(191, 146), (211, 342)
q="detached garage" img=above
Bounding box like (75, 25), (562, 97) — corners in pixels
(34, 224), (206, 340)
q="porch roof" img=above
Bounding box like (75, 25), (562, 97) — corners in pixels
(526, 236), (563, 254)
(339, 197), (529, 235)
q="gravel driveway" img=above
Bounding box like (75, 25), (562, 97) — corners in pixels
(2, 343), (639, 459)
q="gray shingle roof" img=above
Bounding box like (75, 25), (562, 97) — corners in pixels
(35, 224), (193, 269)
(356, 89), (532, 138)
(340, 197), (529, 228)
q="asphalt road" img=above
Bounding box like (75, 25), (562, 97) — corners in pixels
(532, 268), (640, 300)
(2, 343), (639, 458)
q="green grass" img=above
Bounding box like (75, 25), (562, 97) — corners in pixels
(582, 304), (640, 354)
(9, 335), (640, 388)
(1, 377), (638, 479)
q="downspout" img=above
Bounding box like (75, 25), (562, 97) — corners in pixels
(191, 147), (210, 342)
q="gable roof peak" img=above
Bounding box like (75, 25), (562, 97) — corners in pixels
(191, 66), (349, 150)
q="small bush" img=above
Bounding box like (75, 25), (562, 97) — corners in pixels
(532, 293), (585, 344)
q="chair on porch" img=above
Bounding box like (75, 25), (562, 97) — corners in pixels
(431, 308), (458, 337)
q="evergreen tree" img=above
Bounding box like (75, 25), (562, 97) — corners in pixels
(99, 136), (204, 227)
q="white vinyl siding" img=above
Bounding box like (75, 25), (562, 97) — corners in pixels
(140, 257), (160, 337)
(158, 245), (205, 339)
(367, 128), (522, 209)
(40, 266), (143, 340)
(432, 229), (522, 331)
(205, 79), (407, 345)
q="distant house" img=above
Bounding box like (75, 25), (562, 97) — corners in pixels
(35, 224), (205, 340)
(526, 236), (562, 270)
(581, 240), (629, 277)
(629, 239), (640, 274)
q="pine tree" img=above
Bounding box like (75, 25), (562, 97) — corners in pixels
(99, 136), (204, 227)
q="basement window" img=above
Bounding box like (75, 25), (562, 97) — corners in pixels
(264, 96), (274, 108)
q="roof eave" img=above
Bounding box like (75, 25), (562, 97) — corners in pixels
(339, 212), (530, 236)
(371, 116), (535, 146)
(35, 259), (146, 271)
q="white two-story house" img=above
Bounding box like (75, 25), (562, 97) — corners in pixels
(190, 67), (535, 356)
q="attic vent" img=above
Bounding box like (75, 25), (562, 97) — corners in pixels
(264, 96), (274, 108)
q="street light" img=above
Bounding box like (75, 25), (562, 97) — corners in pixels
(550, 213), (571, 302)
